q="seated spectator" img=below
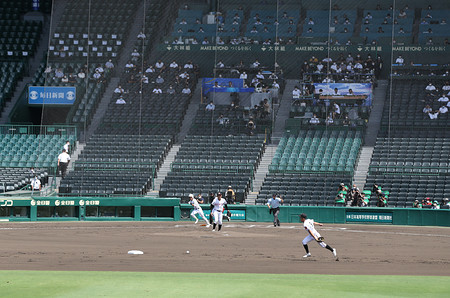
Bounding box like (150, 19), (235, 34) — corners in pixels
(182, 86), (191, 95)
(246, 118), (256, 135)
(423, 105), (432, 113)
(184, 61), (194, 69)
(395, 55), (404, 64)
(169, 60), (179, 70)
(439, 105), (448, 114)
(309, 114), (320, 125)
(152, 87), (162, 94)
(115, 96), (126, 104)
(155, 60), (165, 71)
(145, 65), (156, 73)
(217, 114), (229, 125)
(292, 86), (301, 99)
(216, 60), (224, 68)
(105, 59), (114, 69)
(155, 75), (164, 84)
(438, 94), (449, 103)
(252, 59), (260, 68)
(114, 85), (124, 94)
(240, 71), (248, 80)
(205, 101), (215, 111)
(412, 200), (422, 208)
(428, 110), (439, 119)
(167, 85), (176, 95)
(425, 82), (437, 92)
(326, 115), (334, 125)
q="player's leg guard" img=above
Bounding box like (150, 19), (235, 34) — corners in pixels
(218, 224), (222, 231)
(213, 223), (216, 230)
(303, 244), (309, 254)
(324, 244), (334, 252)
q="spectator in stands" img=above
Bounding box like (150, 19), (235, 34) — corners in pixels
(225, 186), (236, 204)
(55, 68), (64, 79)
(326, 114), (334, 125)
(395, 55), (404, 65)
(61, 75), (69, 84)
(105, 59), (114, 69)
(167, 85), (176, 95)
(145, 65), (155, 74)
(31, 175), (41, 193)
(252, 59), (261, 68)
(365, 12), (372, 20)
(438, 94), (449, 103)
(205, 101), (215, 111)
(425, 82), (437, 92)
(322, 76), (333, 83)
(217, 114), (229, 126)
(398, 9), (407, 19)
(292, 86), (301, 99)
(182, 86), (191, 95)
(422, 197), (432, 207)
(155, 60), (165, 72)
(428, 110), (439, 119)
(125, 61), (135, 73)
(202, 38), (210, 45)
(309, 114), (320, 125)
(413, 200), (422, 208)
(441, 19), (447, 25)
(332, 102), (341, 118)
(152, 87), (162, 94)
(420, 18), (429, 25)
(439, 105), (448, 114)
(169, 60), (179, 71)
(115, 96), (126, 104)
(423, 105), (432, 113)
(246, 118), (256, 135)
(155, 75), (164, 84)
(184, 61), (194, 69)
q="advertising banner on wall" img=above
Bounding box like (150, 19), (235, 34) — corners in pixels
(28, 86), (76, 105)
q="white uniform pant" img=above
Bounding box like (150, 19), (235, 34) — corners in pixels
(191, 208), (207, 220)
(302, 235), (327, 248)
(213, 210), (223, 225)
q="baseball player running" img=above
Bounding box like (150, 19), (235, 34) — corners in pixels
(267, 193), (283, 227)
(299, 213), (338, 261)
(210, 192), (227, 231)
(189, 194), (210, 227)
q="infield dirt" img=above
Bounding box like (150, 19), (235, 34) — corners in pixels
(0, 222), (449, 275)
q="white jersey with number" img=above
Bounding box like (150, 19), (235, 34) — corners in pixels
(211, 197), (227, 212)
(303, 218), (321, 239)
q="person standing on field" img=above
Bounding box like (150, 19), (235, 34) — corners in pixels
(299, 213), (338, 261)
(267, 193), (283, 227)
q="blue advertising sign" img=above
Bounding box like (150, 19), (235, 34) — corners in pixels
(202, 78), (254, 95)
(28, 86), (76, 105)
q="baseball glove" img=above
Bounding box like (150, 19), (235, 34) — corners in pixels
(227, 210), (232, 218)
(317, 236), (325, 242)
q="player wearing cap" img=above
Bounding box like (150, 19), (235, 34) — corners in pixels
(299, 213), (338, 260)
(211, 192), (228, 231)
(189, 194), (210, 227)
(267, 193), (283, 227)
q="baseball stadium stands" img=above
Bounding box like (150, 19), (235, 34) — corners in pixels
(159, 135), (266, 202)
(58, 135), (173, 196)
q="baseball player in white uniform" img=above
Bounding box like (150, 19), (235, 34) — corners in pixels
(211, 192), (227, 231)
(300, 213), (338, 260)
(189, 194), (210, 227)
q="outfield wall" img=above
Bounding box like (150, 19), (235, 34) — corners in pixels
(0, 197), (449, 227)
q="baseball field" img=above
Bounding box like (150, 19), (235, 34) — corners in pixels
(1, 221), (449, 297)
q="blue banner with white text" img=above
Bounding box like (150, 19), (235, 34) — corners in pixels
(28, 86), (76, 105)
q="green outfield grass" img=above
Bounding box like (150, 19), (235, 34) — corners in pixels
(1, 271), (449, 297)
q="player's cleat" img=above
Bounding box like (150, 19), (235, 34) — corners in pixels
(227, 217), (230, 222)
(274, 223), (277, 227)
(206, 224), (211, 228)
(332, 248), (337, 258)
(212, 229), (216, 232)
(195, 219), (198, 224)
(303, 253), (311, 258)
